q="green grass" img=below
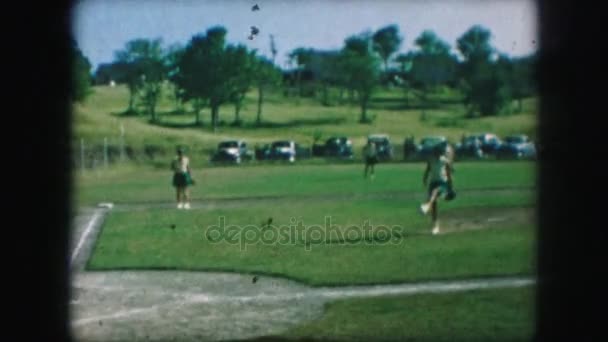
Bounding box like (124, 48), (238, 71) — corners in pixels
(74, 84), (537, 163)
(283, 286), (535, 341)
(86, 161), (536, 285)
(75, 161), (536, 206)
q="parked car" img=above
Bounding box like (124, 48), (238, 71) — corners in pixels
(367, 134), (393, 160)
(475, 133), (503, 156)
(496, 134), (537, 160)
(270, 140), (297, 162)
(416, 136), (449, 160)
(455, 135), (484, 160)
(324, 137), (353, 158)
(211, 140), (253, 164)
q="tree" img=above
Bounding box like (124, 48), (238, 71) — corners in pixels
(372, 25), (403, 72)
(175, 27), (250, 132)
(114, 38), (165, 117)
(71, 40), (92, 103)
(394, 52), (414, 105)
(409, 30), (458, 119)
(497, 53), (537, 113)
(164, 43), (187, 114)
(288, 47), (314, 97)
(254, 57), (282, 125)
(456, 25), (509, 117)
(311, 51), (341, 106)
(227, 45), (257, 125)
(456, 25), (493, 63)
(338, 34), (381, 123)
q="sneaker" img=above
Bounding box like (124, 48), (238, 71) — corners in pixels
(177, 203), (183, 209)
(184, 203), (191, 210)
(432, 226), (440, 235)
(419, 203), (430, 215)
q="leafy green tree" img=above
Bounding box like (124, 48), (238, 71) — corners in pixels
(114, 38), (165, 117)
(372, 24), (403, 72)
(409, 30), (458, 118)
(71, 40), (92, 103)
(338, 34), (381, 123)
(164, 43), (187, 113)
(175, 27), (251, 131)
(497, 53), (537, 113)
(227, 45), (257, 126)
(254, 57), (282, 125)
(288, 47), (314, 97)
(457, 25), (510, 117)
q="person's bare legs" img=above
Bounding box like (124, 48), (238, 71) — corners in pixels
(370, 164), (375, 179)
(431, 200), (440, 235)
(183, 187), (191, 209)
(176, 187), (184, 209)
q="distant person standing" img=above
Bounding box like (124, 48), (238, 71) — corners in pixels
(171, 147), (193, 209)
(363, 140), (378, 179)
(420, 143), (455, 235)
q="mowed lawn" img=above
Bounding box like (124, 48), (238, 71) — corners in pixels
(85, 161), (536, 286)
(283, 286), (535, 341)
(75, 161), (536, 206)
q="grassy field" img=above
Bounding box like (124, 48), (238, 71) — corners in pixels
(75, 82), (538, 340)
(283, 286), (535, 341)
(73, 84), (537, 165)
(85, 162), (536, 286)
(75, 161), (535, 206)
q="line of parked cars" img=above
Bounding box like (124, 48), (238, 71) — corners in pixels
(210, 132), (537, 165)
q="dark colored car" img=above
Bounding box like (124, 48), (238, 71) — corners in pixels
(475, 133), (503, 156)
(323, 137), (353, 158)
(367, 134), (393, 160)
(455, 135), (484, 159)
(270, 140), (297, 162)
(211, 140), (253, 164)
(496, 134), (537, 160)
(416, 136), (449, 160)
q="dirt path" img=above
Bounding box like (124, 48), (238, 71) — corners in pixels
(69, 196), (536, 341)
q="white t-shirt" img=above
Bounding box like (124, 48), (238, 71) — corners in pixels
(173, 156), (189, 173)
(429, 155), (449, 182)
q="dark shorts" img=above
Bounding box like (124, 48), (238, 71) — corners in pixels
(172, 172), (193, 188)
(365, 156), (378, 165)
(428, 180), (450, 198)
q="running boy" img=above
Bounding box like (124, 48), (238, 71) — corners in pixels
(420, 143), (454, 235)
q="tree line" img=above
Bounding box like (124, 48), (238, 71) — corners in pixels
(71, 24), (537, 131)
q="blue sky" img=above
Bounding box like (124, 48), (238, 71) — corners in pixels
(72, 0), (538, 71)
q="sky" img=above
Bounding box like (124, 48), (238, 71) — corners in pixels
(72, 0), (538, 71)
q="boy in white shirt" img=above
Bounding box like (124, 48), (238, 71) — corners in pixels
(420, 143), (454, 235)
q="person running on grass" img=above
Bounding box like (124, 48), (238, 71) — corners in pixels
(420, 142), (455, 235)
(363, 140), (378, 179)
(171, 147), (193, 209)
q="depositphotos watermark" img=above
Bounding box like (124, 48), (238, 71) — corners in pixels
(204, 216), (404, 251)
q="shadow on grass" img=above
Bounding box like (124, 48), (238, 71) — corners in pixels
(149, 120), (204, 129)
(369, 96), (464, 111)
(110, 109), (140, 117)
(244, 117), (348, 129)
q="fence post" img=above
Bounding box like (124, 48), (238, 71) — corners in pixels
(104, 137), (108, 169)
(80, 138), (85, 175)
